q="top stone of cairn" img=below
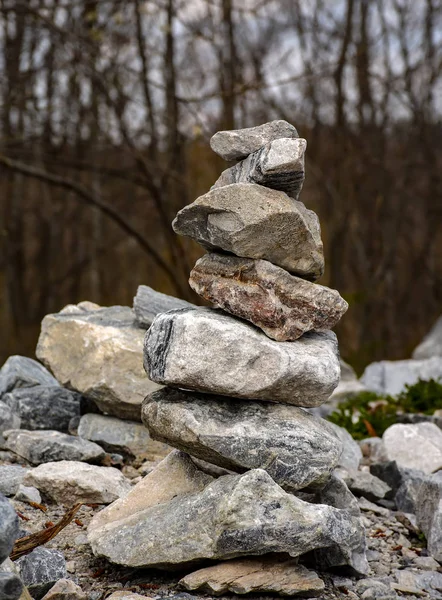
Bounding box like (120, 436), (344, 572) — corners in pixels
(210, 120), (299, 162)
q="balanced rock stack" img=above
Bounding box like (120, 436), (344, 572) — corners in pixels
(88, 121), (368, 589)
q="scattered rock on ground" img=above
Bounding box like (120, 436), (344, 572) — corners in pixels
(89, 467), (367, 573)
(210, 119), (299, 161)
(0, 493), (19, 562)
(0, 356), (59, 398)
(142, 387), (343, 491)
(77, 414), (152, 458)
(189, 253), (347, 341)
(14, 484), (42, 504)
(24, 460), (131, 504)
(383, 422), (442, 473)
(180, 557), (324, 596)
(41, 578), (86, 600)
(36, 304), (161, 420)
(0, 465), (29, 497)
(144, 307), (340, 406)
(5, 430), (105, 465)
(173, 183), (324, 280)
(344, 470), (391, 503)
(133, 285), (194, 329)
(3, 387), (81, 432)
(17, 548), (66, 600)
(361, 356), (442, 396)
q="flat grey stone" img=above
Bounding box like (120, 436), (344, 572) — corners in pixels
(36, 303), (161, 420)
(0, 356), (58, 398)
(383, 422), (442, 473)
(356, 579), (398, 600)
(142, 387), (343, 491)
(14, 485), (42, 505)
(88, 466), (367, 573)
(24, 460), (132, 504)
(416, 473), (442, 562)
(413, 316), (442, 359)
(4, 430), (105, 465)
(173, 183), (324, 281)
(0, 493), (19, 563)
(17, 548), (66, 600)
(0, 466), (29, 497)
(395, 471), (428, 513)
(210, 120), (299, 161)
(0, 402), (20, 436)
(212, 137), (306, 200)
(315, 472), (360, 517)
(189, 253), (347, 341)
(3, 386), (81, 431)
(144, 307), (340, 406)
(344, 471), (391, 502)
(77, 413), (152, 458)
(133, 285), (194, 329)
(361, 357), (442, 396)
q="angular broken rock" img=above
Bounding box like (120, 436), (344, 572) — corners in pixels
(24, 460), (131, 504)
(0, 356), (59, 398)
(383, 422), (442, 474)
(88, 467), (367, 573)
(133, 285), (195, 330)
(416, 472), (442, 562)
(142, 387), (342, 491)
(36, 303), (161, 420)
(144, 307), (340, 406)
(173, 183), (324, 281)
(210, 120), (299, 162)
(189, 253), (347, 341)
(4, 430), (105, 465)
(212, 138), (306, 200)
(180, 557), (325, 596)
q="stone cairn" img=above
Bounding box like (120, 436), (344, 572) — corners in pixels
(89, 121), (368, 590)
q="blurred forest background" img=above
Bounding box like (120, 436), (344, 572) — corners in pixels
(1, 0), (441, 371)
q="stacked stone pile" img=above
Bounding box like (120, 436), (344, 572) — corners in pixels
(88, 121), (368, 585)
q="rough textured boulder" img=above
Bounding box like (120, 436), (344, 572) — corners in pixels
(36, 303), (161, 420)
(413, 315), (442, 359)
(24, 460), (131, 504)
(17, 548), (66, 600)
(0, 493), (19, 563)
(210, 120), (299, 161)
(3, 386), (81, 431)
(0, 356), (58, 398)
(173, 183), (324, 281)
(212, 138), (306, 200)
(77, 413), (152, 458)
(142, 387), (342, 491)
(383, 422), (442, 473)
(89, 466), (367, 573)
(180, 558), (324, 596)
(361, 357), (442, 396)
(189, 253), (347, 341)
(144, 307), (340, 406)
(4, 430), (105, 465)
(133, 285), (194, 329)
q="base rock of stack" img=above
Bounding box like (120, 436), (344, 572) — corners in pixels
(189, 253), (348, 341)
(142, 387), (342, 492)
(212, 138), (306, 200)
(88, 455), (367, 573)
(172, 183), (324, 281)
(144, 307), (340, 406)
(210, 120), (299, 161)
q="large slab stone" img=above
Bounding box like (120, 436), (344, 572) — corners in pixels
(144, 307), (340, 406)
(212, 138), (306, 200)
(361, 356), (442, 396)
(133, 285), (194, 329)
(210, 120), (299, 161)
(142, 387), (342, 491)
(180, 557), (324, 596)
(383, 422), (442, 474)
(172, 183), (324, 281)
(24, 460), (131, 504)
(89, 466), (367, 573)
(4, 430), (105, 465)
(0, 356), (58, 398)
(36, 303), (161, 420)
(189, 254), (347, 341)
(3, 386), (80, 431)
(413, 316), (442, 359)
